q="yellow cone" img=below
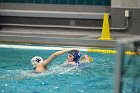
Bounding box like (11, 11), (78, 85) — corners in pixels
(98, 13), (112, 40)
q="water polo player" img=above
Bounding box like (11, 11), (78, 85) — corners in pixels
(31, 49), (75, 73)
(64, 50), (93, 66)
(31, 49), (93, 73)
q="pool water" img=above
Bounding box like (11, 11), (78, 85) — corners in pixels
(0, 45), (140, 93)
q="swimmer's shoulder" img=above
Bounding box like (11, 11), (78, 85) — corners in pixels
(34, 64), (48, 73)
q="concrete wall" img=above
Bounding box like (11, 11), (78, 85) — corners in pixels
(111, 0), (140, 35)
(112, 0), (140, 8)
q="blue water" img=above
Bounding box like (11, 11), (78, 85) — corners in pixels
(0, 45), (140, 93)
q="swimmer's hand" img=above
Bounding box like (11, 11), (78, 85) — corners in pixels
(81, 54), (93, 63)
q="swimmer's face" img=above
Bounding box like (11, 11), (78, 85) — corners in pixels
(67, 54), (74, 62)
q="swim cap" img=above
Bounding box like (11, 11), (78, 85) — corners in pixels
(31, 56), (43, 67)
(69, 50), (81, 63)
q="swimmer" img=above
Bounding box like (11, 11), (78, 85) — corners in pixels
(31, 49), (93, 73)
(31, 49), (75, 73)
(64, 50), (93, 66)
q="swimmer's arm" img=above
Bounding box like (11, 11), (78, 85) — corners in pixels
(42, 49), (74, 66)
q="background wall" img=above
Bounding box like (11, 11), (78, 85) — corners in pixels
(0, 0), (111, 6)
(1, 0), (140, 35)
(112, 0), (140, 8)
(0, 0), (111, 28)
(0, 0), (111, 12)
(111, 0), (140, 35)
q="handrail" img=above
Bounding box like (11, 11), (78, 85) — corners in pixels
(0, 18), (129, 31)
(0, 9), (105, 19)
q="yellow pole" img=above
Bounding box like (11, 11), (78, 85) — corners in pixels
(98, 13), (112, 40)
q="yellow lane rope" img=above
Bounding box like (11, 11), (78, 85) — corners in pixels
(88, 48), (138, 55)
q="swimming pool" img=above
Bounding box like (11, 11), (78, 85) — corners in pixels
(0, 44), (140, 93)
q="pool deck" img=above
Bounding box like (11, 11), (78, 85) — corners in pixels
(0, 27), (139, 48)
